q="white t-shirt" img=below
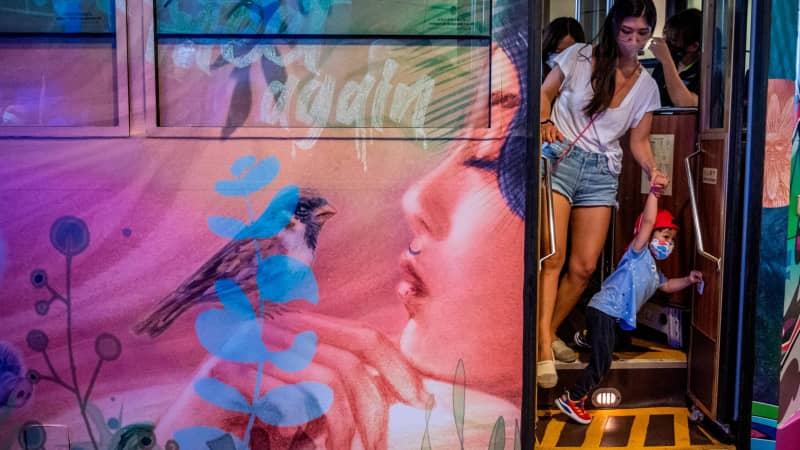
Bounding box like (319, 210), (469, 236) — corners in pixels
(551, 43), (661, 174)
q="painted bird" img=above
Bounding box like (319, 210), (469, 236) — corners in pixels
(133, 192), (335, 338)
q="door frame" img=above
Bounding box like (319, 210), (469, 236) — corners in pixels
(522, 0), (543, 448)
(687, 0), (768, 445)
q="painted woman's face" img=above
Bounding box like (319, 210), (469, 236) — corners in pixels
(616, 16), (652, 58)
(397, 49), (524, 398)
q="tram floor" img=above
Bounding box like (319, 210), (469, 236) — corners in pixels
(535, 406), (735, 449)
(535, 336), (734, 449)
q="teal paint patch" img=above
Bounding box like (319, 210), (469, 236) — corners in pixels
(757, 207), (787, 405)
(768, 0), (799, 80)
(753, 437), (777, 450)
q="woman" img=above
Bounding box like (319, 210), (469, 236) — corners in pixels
(153, 3), (531, 448)
(648, 8), (703, 107)
(543, 17), (586, 80)
(538, 0), (668, 388)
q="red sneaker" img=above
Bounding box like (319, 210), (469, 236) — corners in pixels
(555, 391), (592, 424)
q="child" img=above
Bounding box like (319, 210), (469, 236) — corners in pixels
(554, 190), (703, 424)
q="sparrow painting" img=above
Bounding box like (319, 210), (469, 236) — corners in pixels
(134, 193), (335, 338)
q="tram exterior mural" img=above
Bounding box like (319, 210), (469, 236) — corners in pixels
(0, 1), (528, 449)
(774, 1), (800, 450)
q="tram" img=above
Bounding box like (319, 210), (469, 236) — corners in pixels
(0, 0), (791, 449)
(532, 1), (784, 450)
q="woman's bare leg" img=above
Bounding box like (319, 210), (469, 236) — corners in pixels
(538, 193), (572, 362)
(549, 206), (612, 340)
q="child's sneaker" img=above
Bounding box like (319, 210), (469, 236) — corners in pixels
(555, 391), (592, 424)
(573, 330), (591, 350)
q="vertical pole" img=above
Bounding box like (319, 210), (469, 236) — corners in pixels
(522, 0), (542, 447)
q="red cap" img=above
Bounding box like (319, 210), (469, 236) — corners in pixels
(634, 209), (679, 235)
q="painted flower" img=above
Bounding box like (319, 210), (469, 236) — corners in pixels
(94, 333), (122, 362)
(763, 79), (795, 208)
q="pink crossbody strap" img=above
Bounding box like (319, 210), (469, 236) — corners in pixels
(551, 113), (598, 171)
(551, 63), (641, 172)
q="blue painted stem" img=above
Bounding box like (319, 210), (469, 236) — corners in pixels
(242, 193), (265, 449)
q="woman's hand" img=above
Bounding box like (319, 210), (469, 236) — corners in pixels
(158, 310), (432, 449)
(540, 121), (564, 144)
(649, 168), (670, 196)
(648, 38), (674, 66)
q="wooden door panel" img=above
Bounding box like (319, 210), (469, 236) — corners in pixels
(616, 112), (698, 307)
(687, 135), (727, 419)
(692, 137), (725, 338)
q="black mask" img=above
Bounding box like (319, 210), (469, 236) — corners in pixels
(667, 43), (686, 63)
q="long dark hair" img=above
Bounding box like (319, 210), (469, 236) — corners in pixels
(585, 0), (657, 117)
(542, 17), (586, 79)
(494, 0), (528, 218)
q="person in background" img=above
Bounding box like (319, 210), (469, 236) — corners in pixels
(538, 0), (668, 388)
(543, 17), (586, 80)
(648, 8), (702, 107)
(555, 190), (703, 424)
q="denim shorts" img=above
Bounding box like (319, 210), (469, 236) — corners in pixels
(542, 141), (618, 207)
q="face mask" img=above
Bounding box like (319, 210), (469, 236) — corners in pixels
(667, 43), (686, 63)
(649, 238), (674, 260)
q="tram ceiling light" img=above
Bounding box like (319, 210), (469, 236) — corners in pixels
(592, 387), (622, 408)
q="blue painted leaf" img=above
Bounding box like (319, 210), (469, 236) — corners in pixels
(208, 216), (247, 240)
(253, 382), (333, 426)
(215, 157), (279, 197)
(257, 255), (318, 304)
(206, 432), (239, 450)
(195, 377), (252, 414)
(236, 185), (299, 240)
(231, 155), (257, 177)
(195, 279), (269, 363)
(242, 157), (280, 187)
(174, 426), (247, 450)
(265, 331), (317, 372)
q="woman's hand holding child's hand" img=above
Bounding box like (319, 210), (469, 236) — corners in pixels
(649, 169), (670, 196)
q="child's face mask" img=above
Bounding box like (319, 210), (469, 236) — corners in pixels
(649, 238), (674, 260)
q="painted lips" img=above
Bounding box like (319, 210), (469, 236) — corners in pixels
(398, 255), (428, 318)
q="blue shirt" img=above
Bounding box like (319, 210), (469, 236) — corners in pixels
(588, 246), (666, 330)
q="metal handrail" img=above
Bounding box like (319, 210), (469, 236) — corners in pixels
(539, 157), (556, 270)
(684, 150), (722, 271)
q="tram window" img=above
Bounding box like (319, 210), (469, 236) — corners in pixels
(709, 0), (732, 129)
(579, 0), (608, 40)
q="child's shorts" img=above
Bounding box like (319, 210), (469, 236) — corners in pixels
(542, 141), (618, 207)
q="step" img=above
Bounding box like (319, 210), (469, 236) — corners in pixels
(538, 337), (688, 409)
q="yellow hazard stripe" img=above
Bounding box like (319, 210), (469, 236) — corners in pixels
(537, 407), (736, 450)
(540, 417), (566, 448)
(582, 413), (607, 447)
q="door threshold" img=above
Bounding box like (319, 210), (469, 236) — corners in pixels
(536, 406), (735, 449)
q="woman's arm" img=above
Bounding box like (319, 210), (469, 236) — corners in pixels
(649, 38), (699, 107)
(657, 62), (699, 107)
(540, 65), (565, 143)
(628, 111), (669, 193)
